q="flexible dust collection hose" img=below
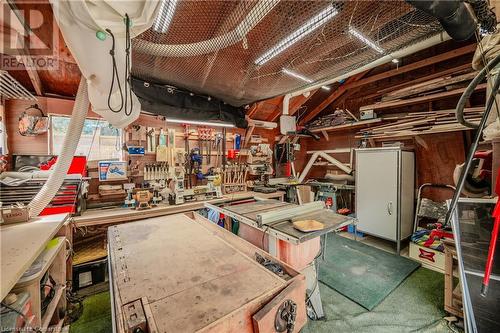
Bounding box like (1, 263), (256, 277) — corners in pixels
(445, 54), (500, 226)
(456, 54), (500, 129)
(28, 78), (90, 217)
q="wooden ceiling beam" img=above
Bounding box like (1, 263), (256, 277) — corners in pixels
(360, 83), (486, 111)
(298, 44), (476, 125)
(362, 62), (472, 101)
(4, 5), (44, 96)
(266, 89), (319, 122)
(347, 44), (476, 91)
(299, 71), (368, 125)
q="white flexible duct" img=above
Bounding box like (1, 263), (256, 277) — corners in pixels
(134, 0), (279, 57)
(51, 0), (160, 128)
(27, 79), (89, 217)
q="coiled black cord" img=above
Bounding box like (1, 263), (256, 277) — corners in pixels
(106, 13), (133, 116)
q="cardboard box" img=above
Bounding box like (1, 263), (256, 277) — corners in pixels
(409, 242), (445, 273)
(0, 206), (30, 224)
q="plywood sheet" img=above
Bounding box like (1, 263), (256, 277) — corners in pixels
(109, 214), (287, 332)
(1, 214), (68, 300)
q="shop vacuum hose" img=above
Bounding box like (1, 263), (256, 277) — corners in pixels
(28, 78), (89, 217)
(445, 54), (500, 226)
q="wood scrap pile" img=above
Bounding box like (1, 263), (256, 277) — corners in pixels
(355, 107), (483, 140)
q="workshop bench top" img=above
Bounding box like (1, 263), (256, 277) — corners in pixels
(72, 191), (284, 227)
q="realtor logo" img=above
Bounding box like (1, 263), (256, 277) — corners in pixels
(1, 1), (59, 71)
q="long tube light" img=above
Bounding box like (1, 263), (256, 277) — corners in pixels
(153, 0), (178, 33)
(165, 118), (235, 128)
(255, 5), (338, 65)
(348, 27), (384, 54)
(282, 68), (330, 91)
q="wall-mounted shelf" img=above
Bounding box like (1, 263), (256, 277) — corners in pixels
(309, 118), (382, 133)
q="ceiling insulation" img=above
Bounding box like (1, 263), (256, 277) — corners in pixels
(132, 0), (442, 107)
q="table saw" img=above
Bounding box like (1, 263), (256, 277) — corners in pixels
(204, 199), (354, 319)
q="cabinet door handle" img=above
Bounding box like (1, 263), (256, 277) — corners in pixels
(387, 202), (393, 215)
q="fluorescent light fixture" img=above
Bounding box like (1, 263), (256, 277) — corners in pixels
(153, 0), (178, 33)
(348, 27), (384, 54)
(282, 68), (330, 91)
(282, 68), (313, 83)
(165, 118), (235, 128)
(255, 5), (338, 65)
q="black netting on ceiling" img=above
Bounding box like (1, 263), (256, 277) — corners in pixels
(132, 0), (441, 107)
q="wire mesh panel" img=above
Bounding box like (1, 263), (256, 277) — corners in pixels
(132, 0), (441, 107)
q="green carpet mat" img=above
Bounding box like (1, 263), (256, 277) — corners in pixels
(304, 268), (452, 333)
(319, 234), (420, 310)
(69, 291), (112, 333)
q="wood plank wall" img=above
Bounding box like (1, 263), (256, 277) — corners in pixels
(4, 97), (277, 203)
(298, 129), (466, 202)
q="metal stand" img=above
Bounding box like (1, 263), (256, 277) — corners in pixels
(302, 261), (325, 320)
(268, 232), (325, 320)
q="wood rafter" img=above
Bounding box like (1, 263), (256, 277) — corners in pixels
(347, 44), (476, 90)
(299, 71), (368, 125)
(299, 43), (476, 125)
(4, 5), (44, 96)
(266, 89), (319, 122)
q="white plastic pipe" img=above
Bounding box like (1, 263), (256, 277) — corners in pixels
(28, 78), (89, 217)
(134, 0), (279, 57)
(298, 151), (352, 183)
(280, 31), (450, 117)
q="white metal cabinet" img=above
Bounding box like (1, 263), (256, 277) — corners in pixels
(355, 148), (415, 254)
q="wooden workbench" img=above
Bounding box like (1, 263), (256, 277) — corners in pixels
(0, 213), (68, 301)
(73, 191), (284, 227)
(108, 213), (306, 333)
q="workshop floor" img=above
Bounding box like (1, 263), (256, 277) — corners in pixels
(69, 233), (455, 333)
(70, 268), (454, 333)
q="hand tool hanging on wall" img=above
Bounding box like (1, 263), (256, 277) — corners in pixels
(146, 127), (157, 153)
(183, 124), (192, 188)
(156, 129), (168, 162)
(207, 128), (212, 164)
(222, 128), (227, 169)
(167, 128), (176, 177)
(214, 132), (223, 168)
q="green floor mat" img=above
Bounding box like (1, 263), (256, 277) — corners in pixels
(70, 292), (112, 333)
(319, 234), (420, 310)
(304, 268), (452, 333)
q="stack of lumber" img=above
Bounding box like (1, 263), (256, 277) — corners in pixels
(360, 71), (483, 112)
(381, 71), (477, 102)
(355, 107), (483, 140)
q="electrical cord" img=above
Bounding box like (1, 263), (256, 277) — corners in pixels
(0, 301), (30, 325)
(106, 28), (124, 113)
(105, 13), (133, 117)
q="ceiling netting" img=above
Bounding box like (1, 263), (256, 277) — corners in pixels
(132, 0), (441, 107)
